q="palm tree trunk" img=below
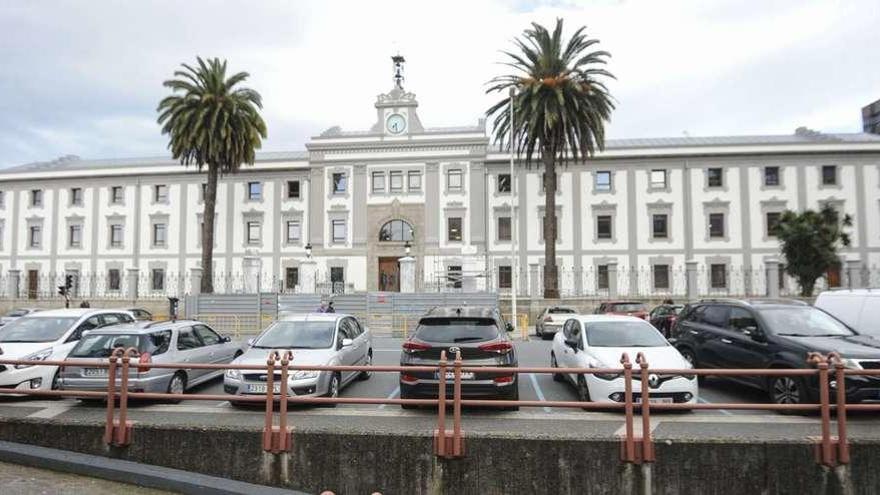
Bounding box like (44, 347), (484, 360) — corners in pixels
(201, 164), (219, 293)
(542, 152), (560, 299)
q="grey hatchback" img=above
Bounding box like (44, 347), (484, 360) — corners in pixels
(59, 320), (243, 397)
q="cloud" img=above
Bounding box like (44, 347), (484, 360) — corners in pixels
(1, 0), (878, 168)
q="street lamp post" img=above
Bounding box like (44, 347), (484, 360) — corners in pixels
(509, 87), (518, 333)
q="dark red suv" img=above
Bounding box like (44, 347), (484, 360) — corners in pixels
(594, 301), (649, 320)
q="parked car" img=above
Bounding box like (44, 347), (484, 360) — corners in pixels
(0, 309), (134, 393)
(127, 308), (154, 321)
(551, 315), (697, 406)
(0, 308), (42, 327)
(649, 304), (685, 337)
(59, 320), (241, 397)
(224, 313), (372, 405)
(672, 298), (880, 407)
(594, 301), (649, 320)
(536, 306), (578, 340)
(399, 307), (519, 410)
(814, 289), (880, 338)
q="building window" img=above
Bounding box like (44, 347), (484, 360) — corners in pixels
(151, 268), (165, 291)
(154, 185), (168, 203)
(246, 221), (261, 244)
(71, 188), (83, 206)
(653, 265), (670, 289)
(331, 219), (347, 244)
(498, 265), (512, 289)
(247, 182), (262, 200)
(285, 267), (299, 291)
(379, 219), (414, 242)
(822, 165), (837, 186)
(498, 216), (512, 241)
(652, 214), (668, 238)
(597, 215), (612, 239)
(200, 183), (207, 201)
(707, 168), (723, 187)
(595, 171), (612, 191)
(29, 226), (42, 248)
(447, 266), (462, 289)
(764, 166), (780, 186)
(766, 212), (782, 237)
(372, 172), (386, 193)
(710, 264), (727, 289)
(389, 171), (403, 192)
(597, 265), (609, 290)
(498, 174), (512, 193)
(69, 225), (82, 248)
(110, 225), (124, 247)
(286, 221), (301, 243)
(287, 180), (300, 199)
(153, 223), (167, 247)
(447, 217), (463, 242)
(650, 169), (667, 188)
(31, 189), (43, 207)
(709, 213), (725, 238)
(111, 186), (123, 204)
(447, 169), (463, 191)
(108, 269), (121, 291)
(332, 172), (347, 194)
(408, 171), (422, 191)
(0, 190), (4, 207)
(330, 267), (345, 292)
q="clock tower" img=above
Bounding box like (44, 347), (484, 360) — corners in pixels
(370, 54), (424, 135)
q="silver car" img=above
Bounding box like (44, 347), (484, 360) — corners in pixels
(0, 308), (43, 327)
(59, 320), (243, 396)
(224, 313), (372, 404)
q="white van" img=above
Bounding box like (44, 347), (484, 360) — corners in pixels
(814, 289), (880, 338)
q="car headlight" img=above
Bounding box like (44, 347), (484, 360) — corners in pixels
(291, 370), (319, 380)
(15, 348), (53, 369)
(839, 358), (862, 370)
(588, 359), (621, 380)
(225, 369), (241, 380)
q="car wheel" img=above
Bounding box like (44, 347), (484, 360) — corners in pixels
(536, 325), (543, 338)
(51, 371), (62, 391)
(501, 383), (520, 412)
(577, 375), (591, 410)
(166, 372), (187, 403)
(400, 389), (418, 410)
(551, 353), (564, 382)
(769, 375), (806, 413)
(679, 348), (705, 385)
(323, 373), (340, 408)
(358, 352), (372, 381)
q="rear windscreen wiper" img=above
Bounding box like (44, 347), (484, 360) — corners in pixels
(452, 337), (485, 343)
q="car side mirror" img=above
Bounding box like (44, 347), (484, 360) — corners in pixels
(221, 335), (231, 343)
(341, 338), (354, 348)
(505, 322), (514, 332)
(744, 326), (765, 342)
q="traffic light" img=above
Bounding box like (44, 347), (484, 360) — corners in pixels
(57, 285), (67, 297)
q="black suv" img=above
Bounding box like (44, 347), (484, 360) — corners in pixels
(671, 298), (880, 406)
(399, 307), (519, 409)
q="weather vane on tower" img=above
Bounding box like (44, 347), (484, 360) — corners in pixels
(392, 54), (405, 90)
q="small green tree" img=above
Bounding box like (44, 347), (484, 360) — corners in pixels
(776, 205), (852, 297)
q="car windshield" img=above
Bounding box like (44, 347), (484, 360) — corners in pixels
(610, 303), (647, 313)
(253, 321), (336, 349)
(760, 307), (855, 337)
(6, 309), (30, 317)
(549, 308), (576, 314)
(0, 317), (78, 343)
(585, 321), (668, 347)
(70, 331), (172, 358)
(415, 318), (499, 343)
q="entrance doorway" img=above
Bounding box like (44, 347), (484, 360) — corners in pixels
(378, 257), (400, 292)
(27, 270), (38, 299)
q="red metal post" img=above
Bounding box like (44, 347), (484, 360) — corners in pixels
(263, 351), (279, 452)
(275, 350), (293, 453)
(113, 347), (138, 446)
(452, 349), (463, 457)
(103, 349), (121, 445)
(434, 350), (448, 457)
(828, 353), (850, 464)
(620, 353), (635, 463)
(811, 353), (834, 466)
(636, 352), (655, 462)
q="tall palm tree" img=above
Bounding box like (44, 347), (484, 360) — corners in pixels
(157, 57), (267, 293)
(487, 19), (615, 299)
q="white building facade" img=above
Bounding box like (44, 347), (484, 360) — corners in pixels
(2, 75), (880, 299)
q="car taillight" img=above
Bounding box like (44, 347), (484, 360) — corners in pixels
(543, 316), (553, 323)
(478, 342), (513, 354)
(400, 373), (419, 384)
(493, 375), (515, 384)
(402, 341), (431, 353)
(138, 352), (152, 373)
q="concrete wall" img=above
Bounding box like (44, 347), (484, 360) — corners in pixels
(0, 417), (872, 495)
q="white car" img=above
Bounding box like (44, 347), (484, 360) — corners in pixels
(0, 308), (42, 327)
(0, 309), (135, 393)
(224, 313), (372, 405)
(550, 315), (698, 406)
(536, 306), (578, 340)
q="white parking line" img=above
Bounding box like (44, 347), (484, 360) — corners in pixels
(699, 396), (733, 416)
(527, 373), (552, 413)
(378, 386), (400, 409)
(215, 401), (230, 408)
(613, 417), (662, 438)
(27, 404), (73, 419)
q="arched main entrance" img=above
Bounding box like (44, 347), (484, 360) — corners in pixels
(377, 219), (414, 292)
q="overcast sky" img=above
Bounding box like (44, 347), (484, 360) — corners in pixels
(1, 0), (878, 168)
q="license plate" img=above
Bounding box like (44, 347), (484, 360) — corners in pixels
(636, 397), (673, 404)
(247, 383), (281, 394)
(83, 368), (107, 377)
(438, 371), (475, 380)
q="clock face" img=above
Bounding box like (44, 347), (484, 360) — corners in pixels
(386, 113), (406, 134)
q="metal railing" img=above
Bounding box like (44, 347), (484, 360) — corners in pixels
(0, 351), (870, 467)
